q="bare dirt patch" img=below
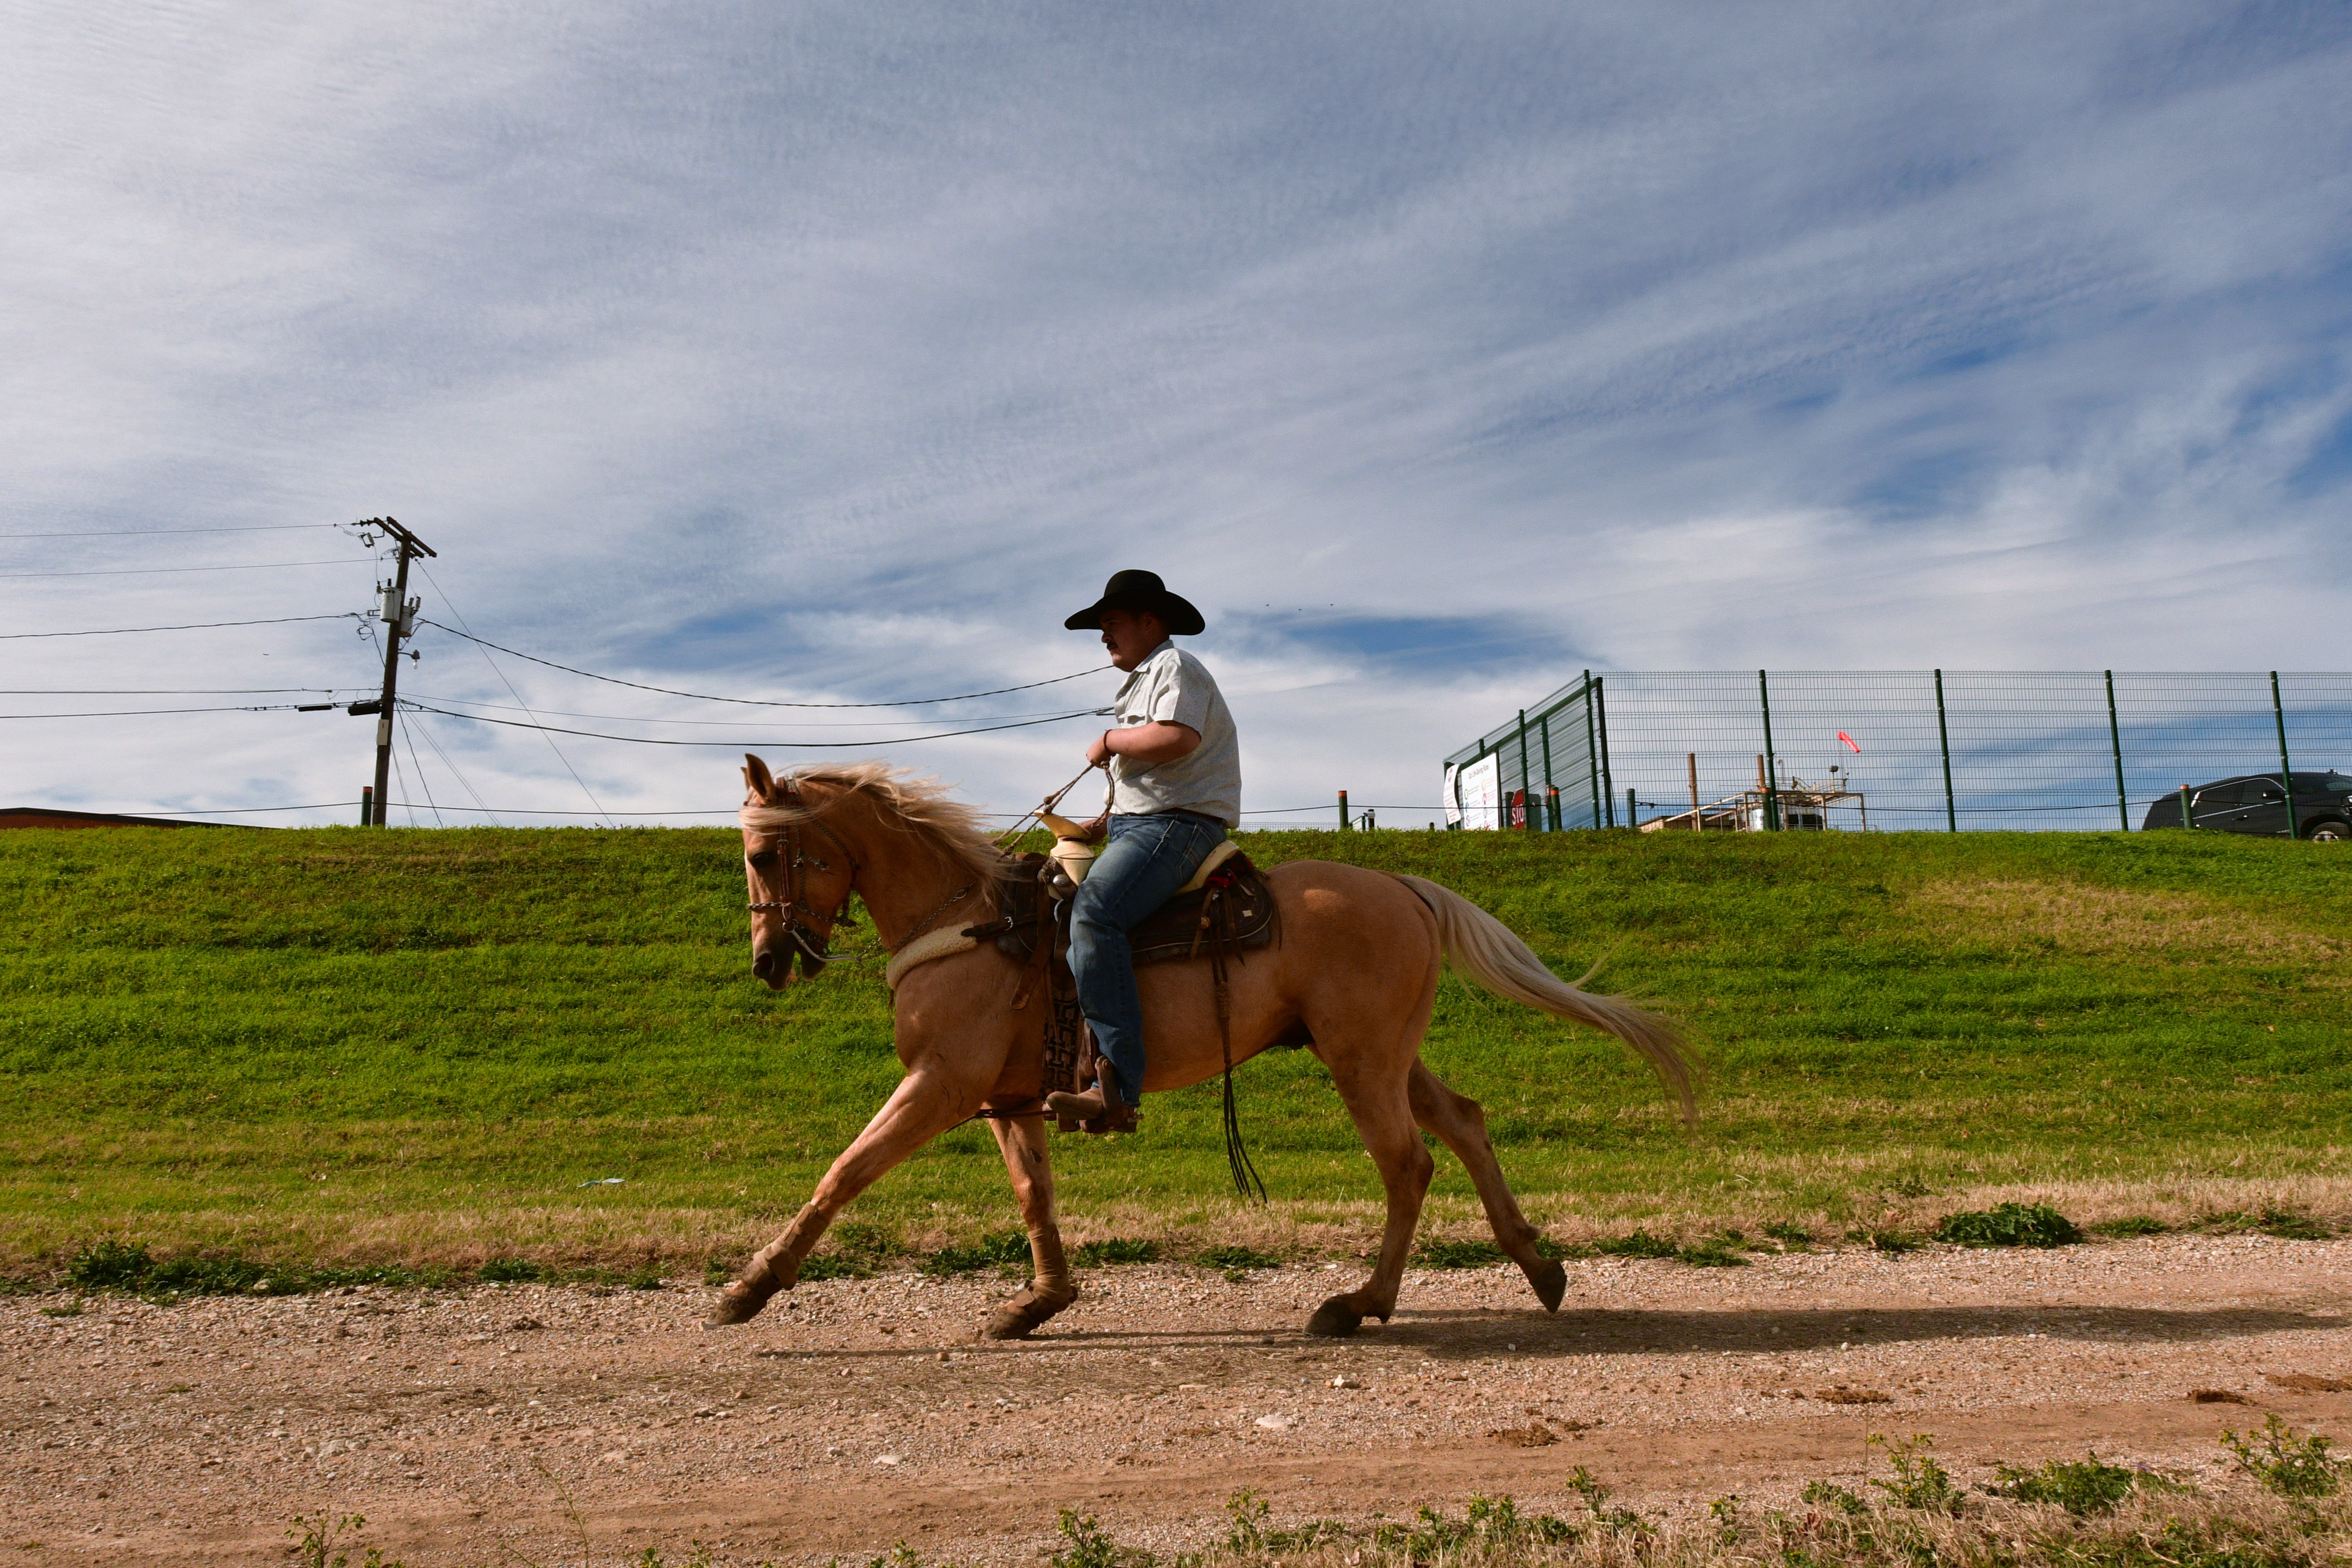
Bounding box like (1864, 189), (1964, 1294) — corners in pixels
(5, 1234), (2349, 1566)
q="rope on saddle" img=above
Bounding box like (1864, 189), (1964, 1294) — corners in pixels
(1206, 884), (1269, 1205)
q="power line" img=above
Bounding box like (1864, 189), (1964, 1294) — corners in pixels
(414, 562), (611, 827)
(400, 711), (444, 828)
(0, 703), (325, 719)
(0, 612), (362, 640)
(0, 559), (364, 579)
(106, 801), (726, 817)
(415, 618), (1111, 707)
(0, 523), (344, 538)
(404, 700), (1102, 748)
(407, 712), (501, 826)
(0, 687), (351, 695)
(404, 692), (1108, 729)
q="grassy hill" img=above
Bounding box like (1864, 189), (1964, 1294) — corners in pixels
(1, 825), (2345, 1274)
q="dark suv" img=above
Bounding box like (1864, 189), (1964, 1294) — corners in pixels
(2140, 772), (2352, 839)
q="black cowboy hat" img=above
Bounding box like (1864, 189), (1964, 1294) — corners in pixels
(1062, 568), (1206, 636)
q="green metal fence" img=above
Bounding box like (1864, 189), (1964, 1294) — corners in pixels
(1440, 670), (2352, 836)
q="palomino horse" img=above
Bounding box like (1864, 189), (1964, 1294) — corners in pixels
(708, 758), (1695, 1339)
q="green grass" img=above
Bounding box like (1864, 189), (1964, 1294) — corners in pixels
(2, 824), (2348, 1274)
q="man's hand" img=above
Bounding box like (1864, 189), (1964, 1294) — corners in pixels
(1086, 721), (1200, 770)
(1075, 814), (1108, 844)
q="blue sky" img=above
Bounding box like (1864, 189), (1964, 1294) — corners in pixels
(4, 3), (2349, 824)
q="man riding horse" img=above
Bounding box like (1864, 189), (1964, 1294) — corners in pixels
(709, 575), (1691, 1339)
(1045, 570), (1242, 1135)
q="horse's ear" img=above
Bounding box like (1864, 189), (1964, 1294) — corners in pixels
(743, 754), (775, 800)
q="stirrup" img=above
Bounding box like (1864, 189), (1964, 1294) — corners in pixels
(1045, 1075), (1137, 1135)
(1045, 1083), (1105, 1131)
(1083, 1102), (1139, 1135)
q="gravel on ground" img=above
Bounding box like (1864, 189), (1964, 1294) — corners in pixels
(5, 1233), (2348, 1566)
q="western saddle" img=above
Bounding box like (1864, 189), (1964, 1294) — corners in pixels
(884, 841), (1277, 1134)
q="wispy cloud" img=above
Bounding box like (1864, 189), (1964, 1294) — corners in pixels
(3, 2), (2348, 822)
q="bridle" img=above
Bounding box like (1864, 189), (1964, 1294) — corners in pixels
(745, 781), (867, 978)
(744, 780), (980, 978)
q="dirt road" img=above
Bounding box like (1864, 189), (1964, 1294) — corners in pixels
(6, 1233), (2348, 1566)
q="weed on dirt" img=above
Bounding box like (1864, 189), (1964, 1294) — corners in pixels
(1677, 1232), (1751, 1267)
(2257, 1209), (2334, 1241)
(2221, 1414), (2345, 1497)
(1989, 1454), (2173, 1514)
(1196, 1244), (1281, 1271)
(1074, 1238), (1161, 1267)
(287, 1511), (401, 1568)
(920, 1230), (1032, 1277)
(1594, 1229), (1680, 1259)
(1375, 1494), (1580, 1560)
(1675, 1241), (1748, 1267)
(1415, 1237), (1506, 1269)
(2092, 1215), (2170, 1236)
(1868, 1433), (1963, 1512)
(1222, 1491), (1349, 1555)
(1935, 1202), (2084, 1248)
(64, 1240), (442, 1300)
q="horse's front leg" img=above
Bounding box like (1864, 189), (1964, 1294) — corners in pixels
(706, 1065), (983, 1327)
(980, 1111), (1073, 1340)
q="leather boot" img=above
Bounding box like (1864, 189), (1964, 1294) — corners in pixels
(1045, 1063), (1138, 1134)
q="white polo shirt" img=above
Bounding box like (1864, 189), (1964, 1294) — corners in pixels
(1108, 641), (1241, 828)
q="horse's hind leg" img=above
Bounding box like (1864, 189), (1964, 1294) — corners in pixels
(1409, 1059), (1565, 1312)
(1307, 1060), (1434, 1338)
(981, 1112), (1075, 1340)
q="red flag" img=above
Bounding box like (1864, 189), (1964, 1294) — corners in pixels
(1838, 731), (1861, 754)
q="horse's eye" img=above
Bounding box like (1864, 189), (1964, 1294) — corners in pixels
(748, 849), (779, 869)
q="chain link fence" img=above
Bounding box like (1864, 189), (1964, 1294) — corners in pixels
(1440, 671), (2352, 836)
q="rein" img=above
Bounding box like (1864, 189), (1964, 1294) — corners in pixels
(992, 761), (1106, 849)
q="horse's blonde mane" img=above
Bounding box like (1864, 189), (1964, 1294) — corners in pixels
(740, 761), (1007, 915)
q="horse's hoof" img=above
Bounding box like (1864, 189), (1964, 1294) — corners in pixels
(1306, 1297), (1362, 1338)
(702, 1282), (773, 1328)
(980, 1284), (1073, 1341)
(1529, 1258), (1567, 1313)
(981, 1309), (1035, 1340)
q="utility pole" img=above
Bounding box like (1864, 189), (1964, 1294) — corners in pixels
(358, 518), (433, 826)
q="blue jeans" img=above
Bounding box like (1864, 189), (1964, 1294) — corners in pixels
(1067, 811), (1228, 1108)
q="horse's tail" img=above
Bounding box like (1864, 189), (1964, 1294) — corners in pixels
(1394, 874), (1698, 1126)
